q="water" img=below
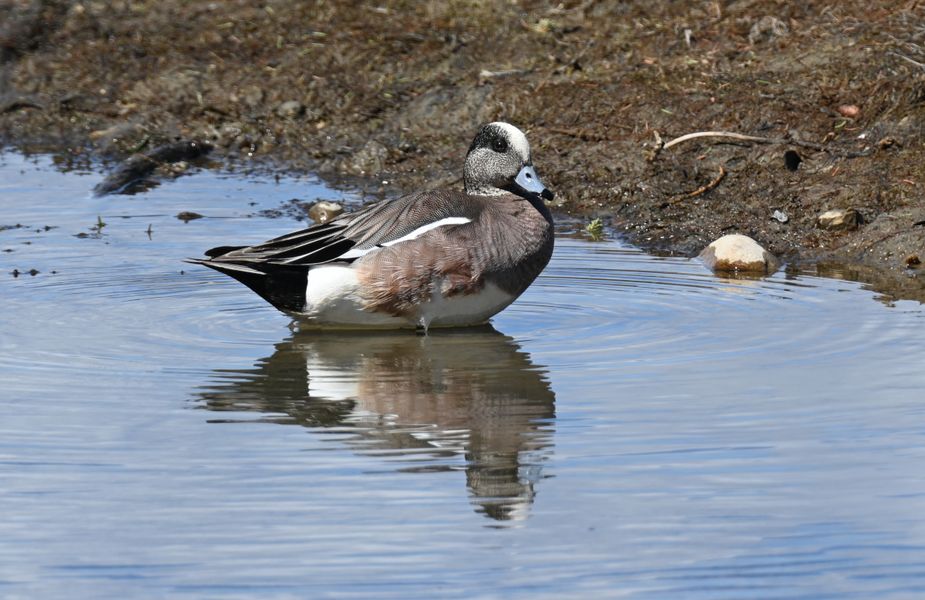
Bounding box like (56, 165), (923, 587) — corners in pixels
(2, 152), (925, 599)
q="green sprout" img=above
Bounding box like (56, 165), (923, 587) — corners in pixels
(585, 218), (604, 240)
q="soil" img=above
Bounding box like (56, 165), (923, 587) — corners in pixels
(2, 0), (924, 300)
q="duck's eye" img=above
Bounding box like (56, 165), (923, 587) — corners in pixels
(491, 138), (508, 153)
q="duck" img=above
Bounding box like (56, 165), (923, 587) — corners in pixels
(190, 122), (555, 330)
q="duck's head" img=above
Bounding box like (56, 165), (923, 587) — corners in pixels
(464, 122), (554, 202)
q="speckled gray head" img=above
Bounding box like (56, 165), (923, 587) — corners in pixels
(464, 122), (554, 201)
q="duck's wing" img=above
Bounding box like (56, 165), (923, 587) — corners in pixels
(188, 190), (482, 313)
(201, 189), (480, 267)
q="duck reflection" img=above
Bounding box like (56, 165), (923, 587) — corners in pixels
(196, 326), (555, 522)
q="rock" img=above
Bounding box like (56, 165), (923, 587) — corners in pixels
(699, 234), (779, 275)
(176, 211), (204, 222)
(276, 100), (305, 118)
(748, 16), (788, 45)
(88, 122), (147, 152)
(772, 209), (789, 223)
(346, 140), (388, 175)
(837, 104), (860, 118)
(216, 122), (244, 147)
(238, 85), (264, 109)
(308, 201), (344, 224)
(817, 209), (862, 231)
(905, 254), (921, 268)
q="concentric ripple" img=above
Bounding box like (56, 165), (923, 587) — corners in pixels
(501, 238), (907, 371)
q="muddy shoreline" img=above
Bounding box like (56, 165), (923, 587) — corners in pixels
(2, 1), (924, 299)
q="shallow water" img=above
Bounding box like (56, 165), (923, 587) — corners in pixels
(2, 152), (925, 599)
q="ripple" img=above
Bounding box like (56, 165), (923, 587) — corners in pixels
(501, 239), (905, 372)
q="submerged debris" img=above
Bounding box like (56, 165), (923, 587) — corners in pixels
(93, 140), (212, 196)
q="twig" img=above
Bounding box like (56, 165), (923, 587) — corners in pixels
(665, 166), (727, 205)
(663, 131), (772, 150)
(686, 165), (727, 197)
(888, 51), (925, 71)
(652, 130), (873, 159)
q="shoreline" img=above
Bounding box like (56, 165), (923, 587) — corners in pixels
(2, 0), (923, 300)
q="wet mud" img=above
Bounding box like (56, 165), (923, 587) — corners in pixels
(1, 0), (924, 299)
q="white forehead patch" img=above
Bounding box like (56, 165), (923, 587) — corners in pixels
(490, 122), (531, 161)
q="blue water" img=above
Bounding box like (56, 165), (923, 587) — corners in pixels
(2, 152), (925, 599)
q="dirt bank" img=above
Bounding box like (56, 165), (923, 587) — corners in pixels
(2, 0), (924, 298)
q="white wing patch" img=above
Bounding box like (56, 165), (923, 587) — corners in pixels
(339, 216), (472, 260)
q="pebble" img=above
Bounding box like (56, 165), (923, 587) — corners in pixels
(308, 201), (344, 224)
(772, 209), (789, 223)
(347, 140), (388, 175)
(748, 16), (788, 44)
(817, 208), (861, 231)
(837, 104), (860, 118)
(276, 100), (305, 118)
(699, 234), (779, 275)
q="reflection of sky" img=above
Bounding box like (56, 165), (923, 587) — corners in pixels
(2, 153), (925, 598)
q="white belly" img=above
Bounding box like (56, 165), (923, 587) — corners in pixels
(300, 265), (515, 330)
(418, 281), (515, 328)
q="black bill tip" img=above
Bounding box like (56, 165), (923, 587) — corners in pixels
(541, 188), (555, 201)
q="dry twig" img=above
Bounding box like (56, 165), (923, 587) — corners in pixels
(665, 166), (727, 205)
(649, 130), (873, 160)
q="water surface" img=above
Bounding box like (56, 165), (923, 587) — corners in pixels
(2, 153), (925, 599)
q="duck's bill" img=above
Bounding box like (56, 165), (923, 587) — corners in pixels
(512, 165), (555, 201)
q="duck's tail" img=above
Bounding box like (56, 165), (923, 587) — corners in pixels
(186, 254), (308, 314)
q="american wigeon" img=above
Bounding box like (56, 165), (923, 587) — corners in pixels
(191, 122), (555, 329)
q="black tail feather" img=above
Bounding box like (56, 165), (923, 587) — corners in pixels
(204, 245), (246, 258)
(191, 259), (307, 313)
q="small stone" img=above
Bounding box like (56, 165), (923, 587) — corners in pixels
(905, 254), (921, 268)
(176, 211), (204, 222)
(308, 201), (344, 224)
(165, 161), (189, 175)
(699, 234), (779, 274)
(748, 16), (788, 45)
(772, 209), (789, 223)
(239, 85), (264, 108)
(87, 122), (147, 152)
(217, 122), (244, 147)
(817, 208), (862, 231)
(837, 104), (860, 118)
(346, 140), (388, 175)
(276, 100), (305, 118)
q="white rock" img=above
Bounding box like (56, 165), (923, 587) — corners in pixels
(699, 234), (779, 274)
(276, 100), (305, 118)
(308, 201), (344, 224)
(817, 209), (861, 231)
